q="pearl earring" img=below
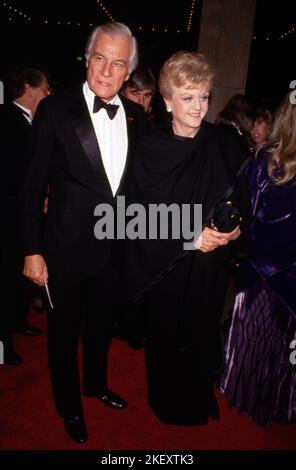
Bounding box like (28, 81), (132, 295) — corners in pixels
(167, 107), (172, 113)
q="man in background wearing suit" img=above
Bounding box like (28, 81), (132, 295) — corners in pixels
(21, 22), (147, 443)
(0, 65), (50, 365)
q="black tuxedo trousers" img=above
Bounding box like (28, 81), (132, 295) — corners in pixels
(46, 265), (119, 418)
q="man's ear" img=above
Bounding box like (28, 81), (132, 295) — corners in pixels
(124, 73), (130, 82)
(24, 83), (33, 97)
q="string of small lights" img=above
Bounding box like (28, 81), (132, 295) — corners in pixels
(98, 0), (197, 32)
(279, 26), (295, 40)
(1, 0), (195, 33)
(1, 0), (182, 33)
(135, 25), (182, 33)
(96, 0), (115, 22)
(253, 26), (296, 42)
(0, 1), (97, 27)
(187, 0), (196, 32)
(1, 0), (295, 38)
(1, 1), (31, 21)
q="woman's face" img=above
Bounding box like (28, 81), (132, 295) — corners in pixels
(165, 82), (210, 138)
(251, 119), (271, 147)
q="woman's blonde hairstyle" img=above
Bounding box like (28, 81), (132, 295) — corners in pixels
(158, 51), (214, 99)
(268, 94), (296, 185)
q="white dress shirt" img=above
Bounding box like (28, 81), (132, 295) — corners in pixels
(13, 102), (33, 124)
(83, 82), (128, 196)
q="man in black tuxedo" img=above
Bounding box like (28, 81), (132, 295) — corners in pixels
(0, 65), (50, 365)
(21, 22), (147, 443)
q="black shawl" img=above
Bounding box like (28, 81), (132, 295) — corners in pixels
(124, 120), (250, 302)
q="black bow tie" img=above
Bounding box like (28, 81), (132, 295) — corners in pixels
(93, 96), (119, 120)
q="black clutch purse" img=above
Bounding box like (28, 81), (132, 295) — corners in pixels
(210, 200), (241, 233)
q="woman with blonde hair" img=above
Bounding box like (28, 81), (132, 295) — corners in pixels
(126, 51), (250, 425)
(220, 93), (296, 426)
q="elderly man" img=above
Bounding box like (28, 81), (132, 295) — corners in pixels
(21, 22), (147, 443)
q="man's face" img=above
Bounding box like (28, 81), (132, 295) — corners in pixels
(87, 32), (131, 102)
(122, 86), (153, 112)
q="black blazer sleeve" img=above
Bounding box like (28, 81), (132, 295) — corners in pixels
(20, 99), (55, 255)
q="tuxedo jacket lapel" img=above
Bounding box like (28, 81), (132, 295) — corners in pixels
(68, 93), (112, 194)
(115, 97), (137, 196)
(67, 92), (142, 198)
(11, 103), (32, 130)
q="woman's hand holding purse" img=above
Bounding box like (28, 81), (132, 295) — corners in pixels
(194, 225), (241, 253)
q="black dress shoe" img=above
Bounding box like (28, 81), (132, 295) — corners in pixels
(15, 325), (42, 336)
(92, 389), (127, 409)
(64, 416), (87, 444)
(4, 350), (22, 365)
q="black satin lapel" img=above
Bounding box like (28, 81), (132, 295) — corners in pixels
(116, 103), (136, 195)
(68, 95), (112, 193)
(12, 104), (31, 128)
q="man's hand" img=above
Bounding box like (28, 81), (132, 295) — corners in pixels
(195, 225), (241, 253)
(23, 255), (48, 286)
(43, 196), (49, 214)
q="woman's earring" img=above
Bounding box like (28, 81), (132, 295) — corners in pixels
(167, 107), (172, 113)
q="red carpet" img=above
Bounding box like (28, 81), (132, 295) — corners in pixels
(0, 309), (296, 451)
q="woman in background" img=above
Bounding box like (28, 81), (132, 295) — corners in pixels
(215, 93), (255, 153)
(220, 93), (296, 426)
(251, 108), (273, 151)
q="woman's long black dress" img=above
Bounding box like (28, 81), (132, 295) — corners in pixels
(125, 120), (250, 425)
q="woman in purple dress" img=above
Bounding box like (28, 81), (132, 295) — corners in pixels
(220, 93), (296, 426)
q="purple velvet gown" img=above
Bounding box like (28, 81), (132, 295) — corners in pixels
(220, 148), (296, 426)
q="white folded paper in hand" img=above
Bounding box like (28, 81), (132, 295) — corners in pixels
(44, 282), (54, 309)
